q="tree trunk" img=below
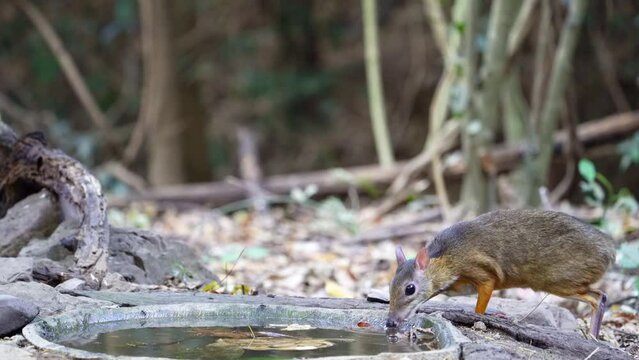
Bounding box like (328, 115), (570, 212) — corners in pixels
(138, 0), (186, 186)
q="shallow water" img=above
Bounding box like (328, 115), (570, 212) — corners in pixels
(60, 326), (436, 359)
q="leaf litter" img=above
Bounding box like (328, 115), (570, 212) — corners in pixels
(113, 198), (639, 355)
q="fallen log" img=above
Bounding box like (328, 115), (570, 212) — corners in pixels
(119, 112), (639, 206)
(111, 161), (409, 207)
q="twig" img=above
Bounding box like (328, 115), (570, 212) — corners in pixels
(13, 0), (118, 151)
(515, 293), (550, 323)
(219, 247), (246, 286)
(97, 161), (148, 194)
(583, 347), (599, 360)
(366, 179), (430, 221)
(538, 187), (553, 210)
(590, 25), (631, 112)
(507, 0), (539, 58)
(389, 120), (460, 195)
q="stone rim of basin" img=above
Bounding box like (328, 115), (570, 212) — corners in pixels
(22, 302), (468, 359)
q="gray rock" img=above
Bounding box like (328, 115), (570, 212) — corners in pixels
(17, 225), (217, 287)
(0, 295), (39, 337)
(461, 342), (527, 360)
(0, 282), (112, 317)
(0, 191), (61, 257)
(108, 227), (217, 285)
(0, 258), (33, 284)
(18, 225), (74, 261)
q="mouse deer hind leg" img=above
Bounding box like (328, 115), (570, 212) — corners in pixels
(569, 289), (607, 339)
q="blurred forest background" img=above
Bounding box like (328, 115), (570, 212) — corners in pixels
(1, 0), (638, 208)
(1, 0), (639, 349)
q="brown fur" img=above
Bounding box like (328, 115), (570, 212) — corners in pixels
(387, 209), (615, 335)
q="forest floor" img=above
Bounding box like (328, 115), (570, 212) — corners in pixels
(108, 198), (639, 354)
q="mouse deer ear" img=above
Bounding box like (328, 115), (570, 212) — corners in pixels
(415, 248), (430, 270)
(395, 246), (406, 266)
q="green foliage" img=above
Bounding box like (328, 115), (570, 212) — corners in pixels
(171, 262), (195, 282)
(617, 242), (639, 293)
(28, 37), (60, 86)
(580, 159), (639, 291)
(618, 242), (639, 269)
(48, 122), (98, 165)
(107, 208), (152, 229)
(578, 158), (596, 182)
(239, 68), (336, 132)
(579, 158), (638, 239)
(618, 131), (639, 171)
(114, 0), (137, 28)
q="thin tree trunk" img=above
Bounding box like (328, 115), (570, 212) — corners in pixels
(138, 0), (186, 186)
(362, 0), (395, 167)
(459, 0), (484, 214)
(534, 0), (588, 194)
(480, 0), (519, 133)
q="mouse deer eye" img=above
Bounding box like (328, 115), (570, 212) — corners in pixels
(405, 284), (416, 296)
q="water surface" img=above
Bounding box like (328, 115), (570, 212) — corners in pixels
(61, 325), (436, 359)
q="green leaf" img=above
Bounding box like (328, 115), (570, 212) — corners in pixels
(245, 246), (269, 259)
(115, 0), (136, 27)
(617, 242), (639, 269)
(578, 159), (596, 182)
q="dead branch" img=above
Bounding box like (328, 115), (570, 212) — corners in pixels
(487, 111), (639, 174)
(389, 120), (461, 196)
(97, 161), (148, 194)
(0, 132), (109, 288)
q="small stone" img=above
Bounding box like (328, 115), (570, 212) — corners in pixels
(55, 278), (86, 291)
(0, 258), (33, 284)
(0, 343), (34, 360)
(366, 288), (390, 303)
(472, 321), (487, 331)
(101, 272), (137, 292)
(0, 295), (39, 337)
